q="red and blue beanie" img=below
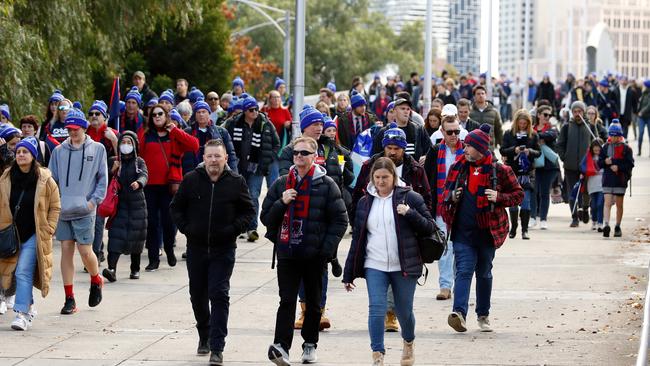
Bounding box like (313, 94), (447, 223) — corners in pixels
(299, 105), (323, 131)
(465, 123), (492, 156)
(323, 114), (337, 131)
(274, 77), (286, 90)
(232, 76), (245, 90)
(193, 97), (211, 114)
(0, 104), (10, 121)
(89, 100), (108, 118)
(189, 87), (204, 103)
(64, 108), (89, 130)
(48, 89), (64, 104)
(125, 86), (142, 105)
(16, 136), (39, 159)
(608, 121), (623, 137)
(382, 123), (407, 149)
(159, 89), (175, 105)
(350, 91), (366, 109)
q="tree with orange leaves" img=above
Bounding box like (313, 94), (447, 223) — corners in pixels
(231, 36), (282, 100)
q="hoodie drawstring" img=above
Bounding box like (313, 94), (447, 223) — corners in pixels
(78, 140), (86, 181)
(65, 148), (72, 187)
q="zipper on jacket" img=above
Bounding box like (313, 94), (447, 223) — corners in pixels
(207, 182), (215, 254)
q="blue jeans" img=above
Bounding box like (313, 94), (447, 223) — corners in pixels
(518, 189), (531, 211)
(639, 117), (650, 153)
(531, 169), (558, 220)
(436, 216), (454, 289)
(590, 192), (604, 225)
(14, 235), (37, 314)
(266, 160), (280, 189)
(365, 268), (417, 353)
(242, 172), (264, 231)
(298, 263), (328, 308)
(452, 240), (496, 318)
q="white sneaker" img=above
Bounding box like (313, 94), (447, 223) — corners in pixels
(530, 218), (537, 228)
(268, 343), (290, 366)
(301, 343), (317, 363)
(11, 312), (30, 331)
(0, 300), (6, 315)
(6, 295), (15, 309)
(540, 221), (548, 230)
(477, 315), (493, 332)
(591, 222), (597, 230)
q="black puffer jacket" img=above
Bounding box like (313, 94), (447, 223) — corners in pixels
(224, 112), (280, 175)
(170, 165), (255, 253)
(343, 185), (435, 282)
(107, 131), (148, 255)
(261, 165), (348, 260)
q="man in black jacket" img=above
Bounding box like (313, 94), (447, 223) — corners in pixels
(261, 136), (348, 365)
(170, 139), (255, 365)
(372, 98), (431, 161)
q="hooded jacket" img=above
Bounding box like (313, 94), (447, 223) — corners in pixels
(556, 118), (594, 171)
(48, 135), (108, 221)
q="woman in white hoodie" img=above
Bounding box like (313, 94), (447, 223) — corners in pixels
(343, 157), (435, 366)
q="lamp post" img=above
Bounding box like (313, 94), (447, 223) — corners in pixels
(422, 0), (433, 117)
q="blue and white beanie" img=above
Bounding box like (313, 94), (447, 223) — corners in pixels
(125, 86), (142, 105)
(381, 123), (407, 149)
(159, 89), (175, 105)
(189, 87), (204, 103)
(89, 100), (108, 118)
(64, 108), (89, 129)
(16, 136), (39, 159)
(0, 104), (10, 121)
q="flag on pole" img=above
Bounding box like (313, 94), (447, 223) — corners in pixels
(108, 77), (121, 133)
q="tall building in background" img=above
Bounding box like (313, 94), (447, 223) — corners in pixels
(447, 0), (481, 74)
(498, 0), (535, 78)
(369, 0), (449, 60)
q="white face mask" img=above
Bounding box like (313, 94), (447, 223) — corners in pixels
(120, 144), (134, 155)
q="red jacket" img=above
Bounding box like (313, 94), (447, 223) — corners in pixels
(87, 124), (117, 159)
(441, 161), (523, 248)
(138, 126), (199, 186)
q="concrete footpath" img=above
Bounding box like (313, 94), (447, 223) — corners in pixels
(1, 153), (650, 366)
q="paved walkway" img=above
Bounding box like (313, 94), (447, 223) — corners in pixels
(1, 152), (650, 366)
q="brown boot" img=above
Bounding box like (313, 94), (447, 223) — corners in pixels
(384, 310), (399, 332)
(400, 340), (414, 366)
(436, 288), (451, 300)
(294, 302), (306, 329)
(372, 351), (385, 366)
(319, 307), (331, 330)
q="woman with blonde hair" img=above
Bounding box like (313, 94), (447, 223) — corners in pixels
(500, 109), (540, 239)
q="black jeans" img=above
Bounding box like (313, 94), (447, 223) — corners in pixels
(145, 185), (177, 265)
(186, 246), (236, 353)
(274, 256), (326, 351)
(107, 251), (141, 273)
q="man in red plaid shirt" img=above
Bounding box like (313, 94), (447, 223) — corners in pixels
(440, 124), (523, 333)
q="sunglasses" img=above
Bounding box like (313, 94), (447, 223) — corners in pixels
(88, 112), (102, 117)
(58, 105), (71, 111)
(207, 97), (219, 101)
(247, 108), (259, 113)
(152, 111), (165, 117)
(541, 113), (551, 118)
(445, 129), (461, 136)
(292, 150), (314, 156)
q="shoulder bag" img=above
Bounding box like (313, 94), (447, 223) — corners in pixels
(0, 190), (25, 258)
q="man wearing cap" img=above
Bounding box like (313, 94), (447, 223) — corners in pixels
(122, 87), (145, 133)
(174, 79), (189, 106)
(612, 76), (638, 138)
(337, 91), (378, 150)
(596, 79), (618, 126)
(372, 98), (431, 161)
(132, 71), (157, 107)
(86, 100), (118, 263)
(557, 100), (595, 227)
(424, 111), (466, 301)
(224, 94), (280, 242)
(429, 104), (469, 145)
(182, 97), (238, 174)
(441, 124), (523, 333)
(469, 85), (503, 149)
(48, 108), (108, 315)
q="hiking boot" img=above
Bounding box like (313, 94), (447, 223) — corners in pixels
(301, 343), (317, 364)
(294, 302), (306, 329)
(400, 340), (414, 366)
(60, 296), (77, 315)
(319, 308), (331, 331)
(129, 271), (140, 280)
(247, 230), (259, 242)
(145, 262), (159, 272)
(209, 351), (224, 366)
(11, 312), (30, 331)
(166, 251), (177, 267)
(614, 225), (622, 237)
(197, 337), (210, 355)
(372, 351), (385, 366)
(478, 315), (493, 332)
(603, 225), (611, 237)
(448, 312), (467, 332)
(385, 310), (399, 332)
(520, 210), (530, 240)
(89, 279), (103, 307)
(436, 288), (452, 300)
(330, 258), (342, 278)
(268, 343), (290, 366)
(102, 268), (117, 283)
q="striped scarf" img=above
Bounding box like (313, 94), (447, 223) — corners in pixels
(280, 165), (315, 247)
(436, 141), (464, 213)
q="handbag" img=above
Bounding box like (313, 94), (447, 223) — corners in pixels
(98, 166), (121, 220)
(534, 148), (545, 168)
(0, 190), (24, 258)
(417, 222), (447, 264)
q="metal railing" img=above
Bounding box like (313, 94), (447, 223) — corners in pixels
(636, 260), (650, 366)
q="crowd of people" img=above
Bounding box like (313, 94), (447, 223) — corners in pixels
(0, 68), (641, 366)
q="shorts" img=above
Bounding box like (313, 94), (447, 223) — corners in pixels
(56, 216), (96, 244)
(602, 186), (626, 196)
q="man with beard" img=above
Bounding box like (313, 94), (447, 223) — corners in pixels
(171, 139), (255, 365)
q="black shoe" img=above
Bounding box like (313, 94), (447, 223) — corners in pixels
(570, 219), (579, 228)
(247, 230), (259, 242)
(614, 226), (622, 237)
(129, 271), (140, 280)
(89, 280), (103, 307)
(603, 225), (611, 237)
(508, 228), (517, 239)
(580, 209), (590, 224)
(521, 231), (530, 240)
(98, 251), (105, 263)
(83, 266), (88, 273)
(60, 296), (77, 315)
(197, 338), (210, 355)
(166, 251), (177, 267)
(182, 251), (187, 259)
(330, 258), (342, 278)
(102, 268), (117, 283)
(209, 351), (224, 365)
(145, 262), (159, 272)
